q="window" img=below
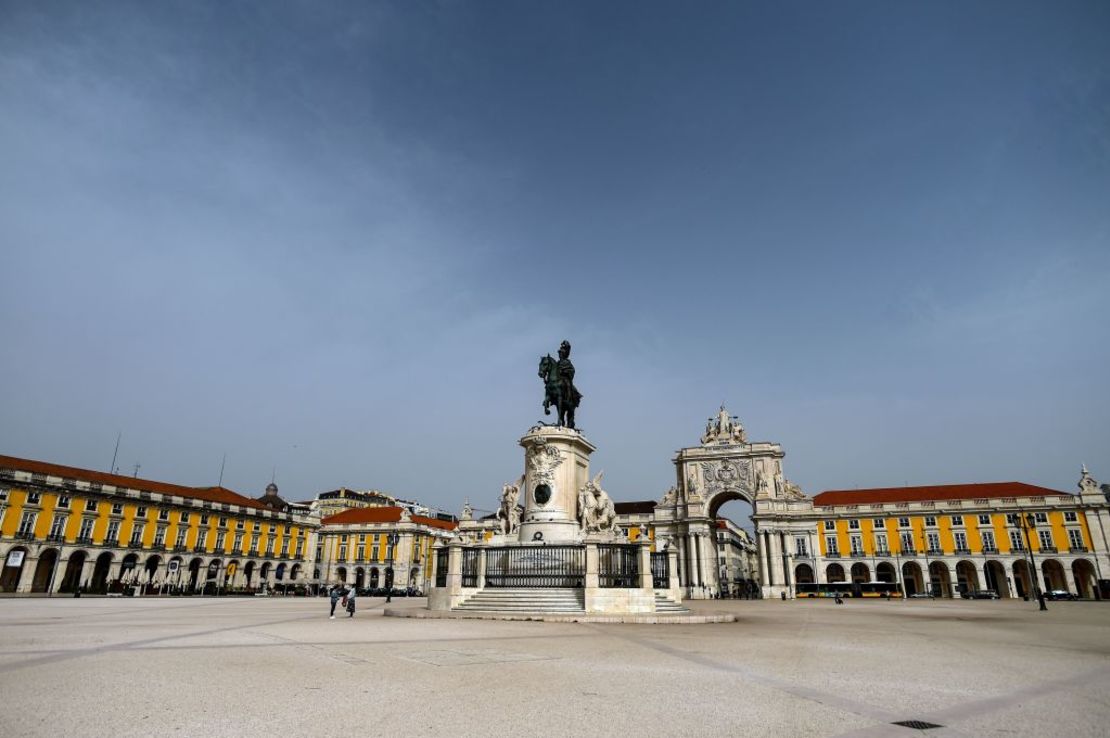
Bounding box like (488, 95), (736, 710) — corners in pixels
(175, 529), (187, 548)
(924, 516), (937, 527)
(1068, 529), (1084, 550)
(85, 499), (99, 513)
(111, 503), (124, 515)
(158, 509), (170, 521)
(794, 537), (808, 556)
(900, 531), (914, 553)
(1064, 511), (1077, 522)
(136, 506), (147, 518)
(58, 495), (71, 509)
(340, 534), (348, 542)
(49, 514), (67, 539)
(130, 523), (145, 546)
(106, 520), (120, 543)
(825, 535), (839, 555)
(249, 535), (258, 552)
(218, 516), (227, 527)
(356, 544), (365, 560)
(339, 545), (348, 560)
(981, 530), (996, 551)
(295, 541), (303, 558)
(926, 532), (940, 553)
(233, 533), (243, 551)
(1034, 512), (1047, 524)
(978, 514), (991, 525)
(1006, 513), (1019, 525)
(27, 492), (41, 504)
(849, 535), (863, 554)
(953, 531), (968, 551)
(0, 488), (7, 500)
(153, 528), (166, 546)
(78, 518), (95, 540)
(898, 517), (910, 528)
(950, 515), (963, 526)
(179, 512), (189, 523)
(281, 539), (290, 556)
(1037, 530), (1053, 550)
(236, 520), (245, 531)
(824, 520), (835, 531)
(848, 519), (860, 530)
(1009, 530), (1024, 552)
(315, 545), (323, 561)
(215, 532), (226, 551)
(253, 523), (261, 532)
(200, 514), (210, 525)
(18, 510), (37, 535)
(269, 525), (276, 534)
(874, 532), (888, 553)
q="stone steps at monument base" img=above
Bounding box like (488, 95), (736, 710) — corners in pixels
(654, 594), (689, 613)
(454, 588), (585, 613)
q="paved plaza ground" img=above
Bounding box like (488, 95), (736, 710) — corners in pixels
(0, 596), (1107, 737)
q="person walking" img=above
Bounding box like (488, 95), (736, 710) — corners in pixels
(345, 586), (357, 618)
(329, 585), (341, 619)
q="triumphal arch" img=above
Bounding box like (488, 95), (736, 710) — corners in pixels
(653, 406), (816, 599)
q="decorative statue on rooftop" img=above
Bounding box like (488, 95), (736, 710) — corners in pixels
(538, 340), (583, 429)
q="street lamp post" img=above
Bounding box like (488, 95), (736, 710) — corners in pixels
(385, 532), (398, 603)
(1021, 513), (1048, 611)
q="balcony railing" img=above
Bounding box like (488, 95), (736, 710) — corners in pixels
(982, 546), (999, 554)
(101, 537), (119, 547)
(14, 530), (36, 540)
(1038, 546), (1057, 554)
(46, 532), (66, 542)
(128, 538), (143, 547)
(149, 543), (166, 551)
(75, 535), (94, 545)
(825, 551), (841, 558)
(953, 548), (971, 555)
(874, 549), (891, 557)
(193, 545), (208, 553)
(926, 548), (943, 556)
(1070, 546), (1089, 553)
(173, 544), (188, 552)
(850, 551), (867, 558)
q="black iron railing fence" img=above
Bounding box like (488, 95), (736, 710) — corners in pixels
(650, 551), (669, 588)
(434, 548), (449, 588)
(461, 548), (480, 587)
(599, 544), (639, 588)
(485, 545), (585, 588)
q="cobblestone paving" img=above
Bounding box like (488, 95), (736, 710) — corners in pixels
(0, 596), (1106, 737)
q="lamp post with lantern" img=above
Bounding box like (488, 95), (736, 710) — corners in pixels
(1020, 512), (1048, 611)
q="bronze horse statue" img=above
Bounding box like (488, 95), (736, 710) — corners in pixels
(538, 352), (581, 429)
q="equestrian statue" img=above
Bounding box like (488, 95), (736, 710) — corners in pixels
(538, 340), (583, 429)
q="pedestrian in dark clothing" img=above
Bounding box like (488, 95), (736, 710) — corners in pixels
(346, 587), (357, 617)
(329, 585), (341, 619)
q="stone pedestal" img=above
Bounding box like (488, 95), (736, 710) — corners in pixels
(518, 426), (596, 544)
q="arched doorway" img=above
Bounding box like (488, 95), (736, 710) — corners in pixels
(32, 548), (60, 593)
(1013, 560), (1033, 598)
(206, 559), (222, 593)
(708, 492), (757, 598)
(1, 547), (30, 591)
(354, 567), (365, 588)
(243, 561), (256, 586)
(369, 567), (380, 589)
(795, 563), (815, 584)
(275, 563), (286, 581)
(290, 563), (301, 581)
(826, 563), (846, 583)
(875, 562), (896, 583)
(260, 562), (272, 582)
(902, 561), (924, 596)
(225, 559), (240, 587)
(188, 558), (203, 590)
(984, 560), (1010, 598)
(91, 552), (113, 592)
(1041, 559), (1067, 592)
(928, 561), (952, 598)
(409, 567), (420, 587)
(955, 561), (980, 595)
(60, 550), (89, 593)
(1072, 559), (1097, 599)
(850, 562), (870, 583)
(335, 566), (347, 584)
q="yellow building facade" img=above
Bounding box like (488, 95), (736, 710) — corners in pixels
(0, 454), (320, 594)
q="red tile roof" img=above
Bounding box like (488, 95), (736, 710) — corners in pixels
(322, 506), (457, 531)
(0, 454), (267, 509)
(813, 482), (1072, 507)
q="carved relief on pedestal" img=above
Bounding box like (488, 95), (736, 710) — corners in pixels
(525, 438), (564, 490)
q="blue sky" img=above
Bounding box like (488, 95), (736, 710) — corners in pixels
(1, 1), (1107, 515)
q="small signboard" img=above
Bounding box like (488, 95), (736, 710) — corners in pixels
(168, 560), (180, 573)
(5, 550), (25, 568)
